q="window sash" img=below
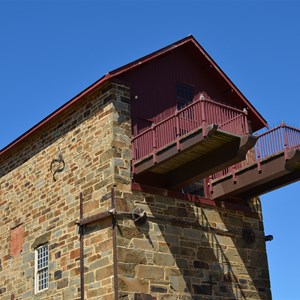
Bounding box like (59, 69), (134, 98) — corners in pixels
(35, 244), (49, 293)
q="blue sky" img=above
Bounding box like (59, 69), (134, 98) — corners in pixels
(1, 1), (299, 299)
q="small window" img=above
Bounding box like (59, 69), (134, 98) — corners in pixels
(35, 244), (49, 293)
(176, 82), (194, 109)
(181, 179), (204, 197)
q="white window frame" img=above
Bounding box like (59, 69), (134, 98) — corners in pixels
(34, 244), (49, 293)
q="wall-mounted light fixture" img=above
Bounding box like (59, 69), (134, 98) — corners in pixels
(131, 207), (147, 225)
(265, 235), (273, 242)
(50, 146), (65, 181)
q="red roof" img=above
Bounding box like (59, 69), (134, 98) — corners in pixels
(0, 35), (267, 157)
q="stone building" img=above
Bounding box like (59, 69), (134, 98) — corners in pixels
(1, 35), (300, 299)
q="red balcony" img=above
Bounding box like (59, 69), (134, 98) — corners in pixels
(132, 96), (257, 188)
(209, 123), (300, 200)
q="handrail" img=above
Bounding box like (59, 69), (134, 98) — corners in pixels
(132, 95), (249, 164)
(132, 97), (245, 142)
(211, 123), (300, 182)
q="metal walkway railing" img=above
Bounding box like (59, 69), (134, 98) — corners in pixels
(132, 95), (249, 163)
(210, 123), (300, 184)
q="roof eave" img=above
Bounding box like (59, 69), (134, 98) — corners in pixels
(0, 35), (268, 157)
(0, 74), (111, 157)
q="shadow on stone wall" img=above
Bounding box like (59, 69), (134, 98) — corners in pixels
(119, 192), (271, 299)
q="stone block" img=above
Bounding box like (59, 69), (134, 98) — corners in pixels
(192, 284), (212, 295)
(95, 265), (113, 281)
(57, 278), (68, 289)
(171, 246), (195, 258)
(120, 227), (144, 240)
(197, 247), (217, 262)
(119, 276), (149, 293)
(150, 285), (167, 293)
(131, 238), (155, 251)
(118, 247), (147, 264)
(134, 293), (156, 300)
(165, 225), (182, 236)
(135, 265), (164, 281)
(153, 252), (175, 267)
(193, 260), (209, 270)
(54, 270), (62, 280)
(118, 262), (136, 277)
(63, 285), (78, 300)
(169, 275), (187, 292)
(89, 256), (110, 271)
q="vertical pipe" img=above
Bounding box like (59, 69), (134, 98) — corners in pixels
(111, 187), (118, 300)
(79, 192), (84, 300)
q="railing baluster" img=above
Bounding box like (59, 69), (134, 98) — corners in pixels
(175, 109), (180, 151)
(256, 144), (262, 173)
(152, 124), (157, 164)
(282, 122), (289, 159)
(243, 108), (249, 134)
(200, 95), (207, 137)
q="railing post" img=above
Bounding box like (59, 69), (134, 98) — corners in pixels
(208, 175), (213, 195)
(256, 144), (262, 173)
(231, 165), (237, 183)
(152, 124), (157, 164)
(281, 122), (289, 159)
(175, 108), (181, 151)
(132, 138), (136, 175)
(243, 108), (249, 135)
(200, 94), (207, 137)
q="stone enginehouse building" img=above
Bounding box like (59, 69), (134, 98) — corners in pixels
(1, 36), (300, 299)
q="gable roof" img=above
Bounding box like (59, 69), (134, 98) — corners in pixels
(0, 35), (267, 157)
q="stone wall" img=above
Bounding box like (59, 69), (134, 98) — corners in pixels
(0, 77), (271, 300)
(0, 81), (131, 300)
(115, 189), (271, 300)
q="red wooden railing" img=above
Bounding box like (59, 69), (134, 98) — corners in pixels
(132, 95), (249, 163)
(210, 123), (300, 184)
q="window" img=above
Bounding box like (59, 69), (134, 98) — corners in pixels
(181, 180), (204, 197)
(35, 244), (49, 293)
(176, 82), (194, 109)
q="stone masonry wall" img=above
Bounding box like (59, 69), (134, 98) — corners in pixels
(115, 190), (271, 300)
(0, 81), (131, 299)
(0, 76), (271, 300)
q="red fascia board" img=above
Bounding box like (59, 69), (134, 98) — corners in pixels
(108, 35), (194, 77)
(0, 74), (111, 156)
(0, 35), (267, 157)
(190, 38), (268, 129)
(109, 35), (267, 129)
(0, 36), (194, 157)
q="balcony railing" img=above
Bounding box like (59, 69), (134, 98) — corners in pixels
(132, 95), (249, 163)
(210, 123), (300, 183)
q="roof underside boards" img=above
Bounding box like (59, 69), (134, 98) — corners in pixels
(134, 126), (257, 189)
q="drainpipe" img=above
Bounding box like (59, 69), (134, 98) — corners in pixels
(77, 189), (118, 300)
(111, 187), (118, 300)
(79, 192), (85, 300)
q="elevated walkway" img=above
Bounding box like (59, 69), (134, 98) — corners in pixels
(132, 96), (255, 189)
(209, 123), (300, 200)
